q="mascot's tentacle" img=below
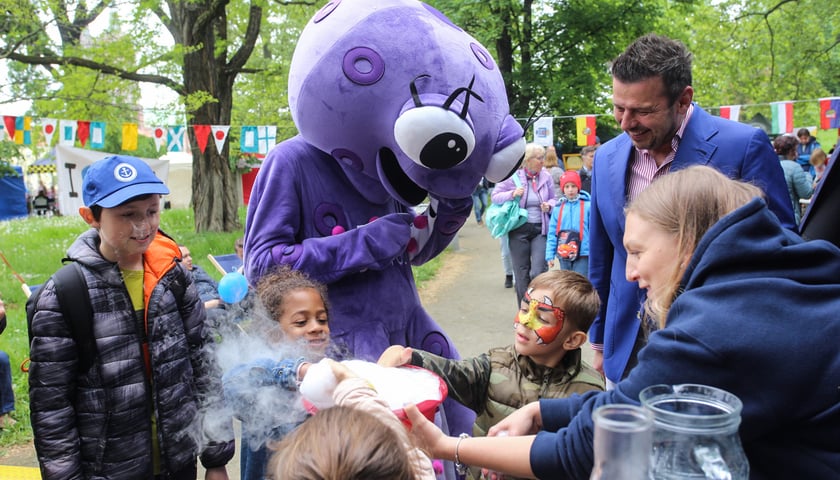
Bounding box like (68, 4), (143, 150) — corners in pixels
(288, 213), (414, 284)
(409, 195), (472, 264)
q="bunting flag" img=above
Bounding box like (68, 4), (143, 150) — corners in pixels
(42, 119), (57, 146)
(77, 121), (90, 147)
(59, 120), (77, 146)
(14, 116), (32, 145)
(192, 124), (211, 153)
(719, 105), (741, 122)
(257, 126), (277, 154)
(770, 101), (794, 134)
(576, 115), (597, 146)
(240, 126), (259, 153)
(90, 122), (106, 149)
(167, 126), (185, 152)
(819, 97), (840, 130)
(122, 123), (138, 151)
(3, 116), (16, 141)
(8, 95), (837, 156)
(152, 126), (167, 151)
(532, 116), (553, 147)
(211, 125), (230, 154)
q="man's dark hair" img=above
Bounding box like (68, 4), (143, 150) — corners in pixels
(773, 134), (797, 157)
(610, 33), (693, 105)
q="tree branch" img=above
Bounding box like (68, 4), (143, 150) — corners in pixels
(5, 51), (186, 96)
(194, 0), (229, 36)
(226, 4), (261, 73)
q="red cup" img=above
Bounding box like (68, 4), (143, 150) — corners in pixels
(303, 365), (448, 428)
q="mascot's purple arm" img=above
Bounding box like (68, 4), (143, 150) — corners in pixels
(245, 136), (470, 360)
(243, 0), (526, 458)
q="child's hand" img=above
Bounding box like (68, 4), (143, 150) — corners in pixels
(547, 259), (555, 268)
(405, 403), (446, 457)
(377, 345), (413, 367)
(326, 359), (358, 382)
(488, 401), (542, 437)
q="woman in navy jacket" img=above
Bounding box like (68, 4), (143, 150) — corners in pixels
(404, 166), (840, 479)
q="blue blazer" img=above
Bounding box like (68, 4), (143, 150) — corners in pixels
(588, 104), (796, 383)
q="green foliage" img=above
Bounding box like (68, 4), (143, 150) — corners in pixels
(0, 162), (19, 177)
(430, 0), (660, 151)
(658, 0), (840, 130)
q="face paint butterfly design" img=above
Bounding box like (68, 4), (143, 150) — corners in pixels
(516, 289), (565, 345)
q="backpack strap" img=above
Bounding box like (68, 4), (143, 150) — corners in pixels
(555, 201), (565, 237)
(554, 200), (586, 241)
(27, 262), (96, 373)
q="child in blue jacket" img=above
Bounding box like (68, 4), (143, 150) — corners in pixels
(546, 170), (591, 277)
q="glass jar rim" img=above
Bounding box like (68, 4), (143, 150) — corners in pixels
(639, 383), (743, 432)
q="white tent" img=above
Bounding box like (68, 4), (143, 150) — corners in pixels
(159, 152), (246, 209)
(53, 147), (243, 213)
(159, 152), (193, 209)
(54, 146), (169, 216)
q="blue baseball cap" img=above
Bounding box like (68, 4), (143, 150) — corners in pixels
(83, 155), (170, 208)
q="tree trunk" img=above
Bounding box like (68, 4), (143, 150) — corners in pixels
(493, 2), (516, 111)
(519, 0), (533, 112)
(180, 3), (241, 232)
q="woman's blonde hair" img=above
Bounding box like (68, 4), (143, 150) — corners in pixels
(625, 166), (763, 327)
(523, 143), (545, 162)
(544, 146), (559, 168)
(268, 405), (419, 480)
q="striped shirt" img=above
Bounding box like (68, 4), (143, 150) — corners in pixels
(627, 103), (694, 201)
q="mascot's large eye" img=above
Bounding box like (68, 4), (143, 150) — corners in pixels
(394, 106), (476, 170)
(485, 137), (526, 183)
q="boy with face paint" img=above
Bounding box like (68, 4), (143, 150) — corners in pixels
(379, 270), (603, 479)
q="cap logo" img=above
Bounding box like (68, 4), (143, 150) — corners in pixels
(113, 163), (138, 183)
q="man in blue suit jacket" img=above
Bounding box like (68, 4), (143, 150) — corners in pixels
(588, 34), (796, 387)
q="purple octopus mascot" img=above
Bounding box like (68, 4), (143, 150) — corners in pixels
(243, 0), (525, 463)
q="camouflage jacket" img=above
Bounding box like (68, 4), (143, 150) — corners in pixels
(412, 345), (603, 479)
(411, 344), (604, 436)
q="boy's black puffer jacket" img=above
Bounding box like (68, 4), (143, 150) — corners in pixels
(29, 229), (234, 479)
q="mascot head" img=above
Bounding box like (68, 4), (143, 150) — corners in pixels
(289, 0), (525, 205)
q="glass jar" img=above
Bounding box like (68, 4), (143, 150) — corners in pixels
(589, 404), (654, 480)
(639, 384), (749, 480)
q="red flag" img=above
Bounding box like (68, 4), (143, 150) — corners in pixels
(193, 125), (211, 153)
(77, 121), (91, 147)
(719, 105), (740, 122)
(3, 116), (16, 140)
(819, 98), (840, 130)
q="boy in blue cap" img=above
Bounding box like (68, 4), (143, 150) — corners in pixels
(28, 155), (234, 480)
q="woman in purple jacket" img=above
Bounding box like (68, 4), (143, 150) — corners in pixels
(491, 143), (556, 303)
(404, 166), (840, 479)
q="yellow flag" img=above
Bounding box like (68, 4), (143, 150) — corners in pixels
(576, 116), (596, 147)
(14, 116), (31, 145)
(122, 123), (138, 150)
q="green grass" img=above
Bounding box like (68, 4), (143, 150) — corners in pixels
(0, 208), (444, 450)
